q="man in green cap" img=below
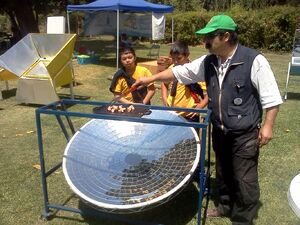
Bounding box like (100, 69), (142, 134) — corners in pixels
(133, 15), (282, 225)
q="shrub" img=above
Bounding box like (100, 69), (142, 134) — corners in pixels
(164, 6), (300, 51)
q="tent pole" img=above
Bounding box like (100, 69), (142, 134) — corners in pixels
(116, 9), (119, 70)
(171, 16), (174, 43)
(67, 11), (70, 34)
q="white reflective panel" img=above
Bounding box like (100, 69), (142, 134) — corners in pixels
(0, 35), (39, 77)
(288, 173), (300, 219)
(0, 33), (76, 78)
(31, 33), (74, 59)
(63, 110), (200, 213)
(26, 61), (49, 78)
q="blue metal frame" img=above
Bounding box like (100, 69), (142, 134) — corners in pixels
(35, 99), (211, 225)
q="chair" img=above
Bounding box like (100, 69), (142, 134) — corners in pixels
(284, 61), (300, 100)
(284, 29), (300, 100)
(147, 43), (160, 59)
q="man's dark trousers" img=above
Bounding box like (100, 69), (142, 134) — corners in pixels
(212, 127), (260, 225)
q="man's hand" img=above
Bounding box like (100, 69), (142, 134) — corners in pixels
(258, 105), (279, 147)
(132, 77), (151, 90)
(258, 124), (273, 147)
(185, 102), (206, 119)
(132, 69), (176, 90)
(157, 56), (173, 72)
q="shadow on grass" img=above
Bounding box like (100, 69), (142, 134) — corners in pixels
(284, 92), (300, 100)
(78, 182), (199, 225)
(99, 58), (119, 68)
(255, 201), (263, 220)
(18, 103), (44, 108)
(15, 94), (90, 109)
(206, 177), (263, 221)
(1, 88), (16, 99)
(61, 81), (84, 88)
(42, 194), (84, 222)
(58, 93), (91, 101)
(52, 94), (92, 109)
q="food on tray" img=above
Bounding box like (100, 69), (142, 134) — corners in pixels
(118, 105), (126, 113)
(107, 105), (118, 112)
(127, 105), (135, 112)
(107, 105), (135, 113)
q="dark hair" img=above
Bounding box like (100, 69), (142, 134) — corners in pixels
(119, 46), (136, 57)
(214, 29), (239, 45)
(169, 40), (189, 56)
(121, 33), (127, 39)
(119, 46), (137, 67)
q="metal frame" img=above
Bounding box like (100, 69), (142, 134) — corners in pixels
(35, 99), (211, 225)
(284, 28), (300, 100)
(147, 43), (160, 59)
(284, 61), (300, 100)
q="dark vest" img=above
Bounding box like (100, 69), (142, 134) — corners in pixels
(204, 44), (262, 134)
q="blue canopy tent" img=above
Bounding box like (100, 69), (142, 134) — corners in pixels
(67, 0), (174, 68)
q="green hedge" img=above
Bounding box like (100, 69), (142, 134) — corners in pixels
(164, 6), (299, 51)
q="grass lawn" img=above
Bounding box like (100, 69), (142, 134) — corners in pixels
(0, 38), (299, 225)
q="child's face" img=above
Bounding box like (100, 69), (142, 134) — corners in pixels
(120, 51), (136, 70)
(170, 54), (189, 65)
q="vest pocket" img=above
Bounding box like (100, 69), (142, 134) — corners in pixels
(227, 105), (251, 131)
(228, 105), (248, 117)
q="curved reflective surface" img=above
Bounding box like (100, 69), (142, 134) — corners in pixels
(63, 110), (200, 213)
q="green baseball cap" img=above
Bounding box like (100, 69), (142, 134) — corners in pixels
(195, 15), (237, 35)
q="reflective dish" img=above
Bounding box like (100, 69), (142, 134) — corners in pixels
(63, 110), (200, 213)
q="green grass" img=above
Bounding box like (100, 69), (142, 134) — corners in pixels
(0, 39), (299, 225)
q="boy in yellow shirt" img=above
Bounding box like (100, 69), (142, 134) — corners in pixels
(110, 47), (155, 104)
(160, 41), (208, 121)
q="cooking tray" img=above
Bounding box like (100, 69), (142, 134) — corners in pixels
(93, 105), (152, 117)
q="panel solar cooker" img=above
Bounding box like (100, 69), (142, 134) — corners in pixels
(62, 107), (200, 213)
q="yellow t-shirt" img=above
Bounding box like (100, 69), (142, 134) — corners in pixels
(167, 81), (207, 116)
(113, 66), (152, 102)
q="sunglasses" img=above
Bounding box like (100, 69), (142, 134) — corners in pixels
(204, 31), (226, 41)
(204, 33), (219, 41)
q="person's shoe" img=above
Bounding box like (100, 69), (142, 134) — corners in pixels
(206, 208), (224, 218)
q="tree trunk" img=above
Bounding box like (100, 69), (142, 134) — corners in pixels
(13, 0), (39, 37)
(4, 9), (21, 45)
(203, 0), (215, 10)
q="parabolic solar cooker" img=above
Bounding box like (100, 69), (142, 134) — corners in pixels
(62, 109), (200, 213)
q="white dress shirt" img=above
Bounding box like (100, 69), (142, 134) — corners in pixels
(171, 51), (283, 109)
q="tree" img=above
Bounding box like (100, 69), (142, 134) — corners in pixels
(151, 0), (295, 11)
(0, 0), (89, 43)
(1, 0), (38, 42)
(1, 0), (297, 44)
(149, 0), (203, 12)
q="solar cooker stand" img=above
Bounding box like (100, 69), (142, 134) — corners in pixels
(35, 99), (211, 225)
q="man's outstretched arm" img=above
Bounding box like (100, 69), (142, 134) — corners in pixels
(133, 68), (176, 89)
